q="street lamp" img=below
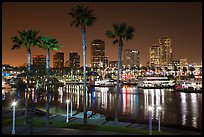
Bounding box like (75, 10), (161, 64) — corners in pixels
(148, 106), (153, 135)
(157, 106), (162, 132)
(66, 99), (70, 123)
(11, 100), (17, 134)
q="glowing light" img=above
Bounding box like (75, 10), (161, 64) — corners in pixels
(148, 106), (153, 111)
(11, 101), (17, 106)
(157, 106), (162, 110)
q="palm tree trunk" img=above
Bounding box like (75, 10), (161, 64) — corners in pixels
(81, 26), (87, 125)
(30, 109), (34, 135)
(46, 49), (50, 122)
(25, 81), (28, 125)
(25, 48), (31, 125)
(114, 38), (123, 125)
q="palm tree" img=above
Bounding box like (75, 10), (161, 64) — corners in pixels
(36, 36), (61, 122)
(68, 5), (96, 125)
(11, 29), (40, 125)
(105, 23), (134, 125)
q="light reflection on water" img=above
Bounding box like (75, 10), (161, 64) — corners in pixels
(190, 93), (198, 128)
(2, 84), (202, 129)
(181, 92), (187, 126)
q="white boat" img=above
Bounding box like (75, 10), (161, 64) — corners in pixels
(137, 76), (175, 88)
(175, 79), (202, 91)
(91, 79), (116, 87)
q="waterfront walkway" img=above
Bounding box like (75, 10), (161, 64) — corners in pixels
(2, 109), (202, 135)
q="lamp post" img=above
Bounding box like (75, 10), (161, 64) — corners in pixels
(66, 99), (70, 123)
(11, 100), (17, 134)
(157, 106), (162, 132)
(148, 106), (153, 135)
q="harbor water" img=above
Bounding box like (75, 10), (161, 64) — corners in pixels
(2, 84), (202, 130)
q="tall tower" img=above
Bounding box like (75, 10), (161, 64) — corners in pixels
(53, 51), (64, 68)
(159, 36), (173, 66)
(91, 39), (108, 68)
(123, 49), (140, 69)
(69, 52), (80, 69)
(149, 44), (160, 67)
(32, 55), (46, 75)
(32, 55), (46, 67)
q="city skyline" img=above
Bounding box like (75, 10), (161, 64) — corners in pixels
(2, 2), (202, 67)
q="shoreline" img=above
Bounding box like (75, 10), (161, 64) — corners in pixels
(105, 116), (202, 133)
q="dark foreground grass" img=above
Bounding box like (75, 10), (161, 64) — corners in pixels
(2, 118), (175, 135)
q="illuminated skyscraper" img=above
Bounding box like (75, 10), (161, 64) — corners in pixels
(32, 55), (46, 67)
(149, 44), (160, 67)
(123, 49), (140, 69)
(91, 39), (108, 68)
(32, 55), (46, 75)
(69, 52), (80, 69)
(149, 36), (173, 67)
(53, 51), (64, 68)
(159, 36), (173, 66)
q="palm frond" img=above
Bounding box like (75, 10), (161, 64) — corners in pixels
(113, 39), (119, 45)
(106, 23), (135, 45)
(119, 23), (127, 35)
(113, 24), (119, 36)
(105, 31), (115, 39)
(51, 44), (62, 51)
(37, 36), (61, 51)
(11, 44), (21, 50)
(13, 29), (40, 49)
(125, 26), (135, 40)
(11, 35), (22, 50)
(68, 5), (96, 29)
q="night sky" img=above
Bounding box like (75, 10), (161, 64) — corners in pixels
(2, 2), (202, 67)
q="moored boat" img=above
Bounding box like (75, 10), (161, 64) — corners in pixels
(174, 79), (202, 93)
(137, 76), (175, 89)
(89, 79), (116, 87)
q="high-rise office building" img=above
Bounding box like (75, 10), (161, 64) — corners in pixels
(69, 52), (80, 69)
(159, 36), (173, 66)
(53, 51), (64, 68)
(91, 39), (108, 68)
(32, 55), (46, 75)
(32, 55), (46, 67)
(149, 44), (160, 67)
(149, 36), (173, 67)
(123, 49), (140, 69)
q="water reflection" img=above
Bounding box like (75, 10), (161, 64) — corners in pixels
(2, 84), (202, 129)
(181, 92), (187, 126)
(122, 86), (128, 113)
(190, 93), (198, 128)
(143, 89), (165, 121)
